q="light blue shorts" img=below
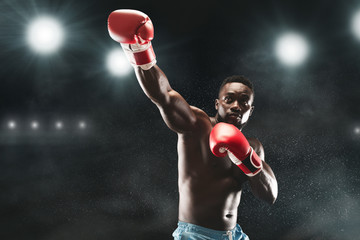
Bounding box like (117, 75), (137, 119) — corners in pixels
(172, 221), (250, 240)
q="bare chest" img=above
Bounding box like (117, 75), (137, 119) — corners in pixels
(177, 133), (246, 187)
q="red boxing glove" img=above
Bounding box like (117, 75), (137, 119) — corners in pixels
(209, 122), (263, 177)
(107, 9), (156, 70)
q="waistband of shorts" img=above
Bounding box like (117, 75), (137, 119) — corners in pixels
(177, 221), (240, 237)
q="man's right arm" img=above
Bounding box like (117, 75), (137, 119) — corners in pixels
(135, 65), (197, 133)
(107, 9), (197, 133)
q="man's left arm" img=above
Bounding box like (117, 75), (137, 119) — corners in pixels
(247, 139), (278, 204)
(209, 123), (278, 205)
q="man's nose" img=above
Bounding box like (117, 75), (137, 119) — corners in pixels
(230, 101), (241, 112)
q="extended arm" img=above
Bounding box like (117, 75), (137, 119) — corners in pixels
(134, 65), (197, 133)
(107, 9), (196, 133)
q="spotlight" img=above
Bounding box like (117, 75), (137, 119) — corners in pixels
(79, 121), (86, 129)
(55, 121), (63, 129)
(106, 48), (132, 76)
(351, 10), (360, 40)
(27, 16), (64, 54)
(8, 121), (16, 130)
(355, 126), (360, 135)
(31, 121), (39, 129)
(275, 33), (309, 66)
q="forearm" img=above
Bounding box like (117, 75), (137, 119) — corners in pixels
(209, 123), (278, 204)
(134, 65), (172, 105)
(248, 161), (278, 204)
(108, 10), (170, 105)
(135, 65), (196, 133)
(107, 9), (196, 133)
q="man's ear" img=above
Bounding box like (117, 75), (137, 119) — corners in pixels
(215, 99), (219, 110)
(250, 106), (255, 116)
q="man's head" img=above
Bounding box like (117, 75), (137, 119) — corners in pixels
(215, 75), (255, 130)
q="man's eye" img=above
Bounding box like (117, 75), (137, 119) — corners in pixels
(240, 97), (249, 104)
(224, 97), (232, 102)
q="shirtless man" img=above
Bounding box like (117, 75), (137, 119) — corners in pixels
(107, 9), (278, 240)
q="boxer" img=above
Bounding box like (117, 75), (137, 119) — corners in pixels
(108, 9), (278, 240)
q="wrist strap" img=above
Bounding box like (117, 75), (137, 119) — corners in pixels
(121, 42), (156, 69)
(238, 148), (263, 177)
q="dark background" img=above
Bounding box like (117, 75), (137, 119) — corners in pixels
(0, 0), (359, 239)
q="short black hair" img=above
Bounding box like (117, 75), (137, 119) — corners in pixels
(219, 75), (254, 95)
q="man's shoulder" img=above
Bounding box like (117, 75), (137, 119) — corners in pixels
(189, 106), (211, 121)
(189, 105), (207, 114)
(178, 106), (212, 135)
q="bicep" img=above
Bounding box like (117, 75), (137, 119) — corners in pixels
(135, 66), (201, 133)
(156, 89), (197, 133)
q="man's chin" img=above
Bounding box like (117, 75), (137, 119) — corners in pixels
(226, 120), (248, 130)
(225, 118), (242, 126)
(216, 115), (245, 128)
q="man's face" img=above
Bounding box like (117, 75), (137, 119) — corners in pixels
(215, 82), (254, 128)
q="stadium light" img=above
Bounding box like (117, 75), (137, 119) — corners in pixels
(355, 126), (360, 135)
(275, 33), (309, 66)
(55, 121), (63, 129)
(31, 121), (39, 129)
(8, 121), (16, 130)
(351, 10), (360, 40)
(27, 16), (64, 54)
(79, 121), (86, 129)
(106, 48), (132, 76)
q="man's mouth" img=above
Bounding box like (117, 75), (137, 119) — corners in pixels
(228, 113), (242, 120)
